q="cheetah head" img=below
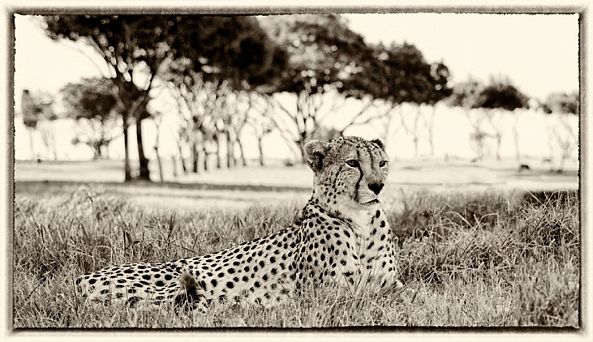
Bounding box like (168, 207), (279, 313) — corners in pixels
(304, 136), (389, 211)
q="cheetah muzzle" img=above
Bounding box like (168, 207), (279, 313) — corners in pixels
(75, 136), (402, 312)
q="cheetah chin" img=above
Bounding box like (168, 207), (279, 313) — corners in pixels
(75, 136), (402, 312)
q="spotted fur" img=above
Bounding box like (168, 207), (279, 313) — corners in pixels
(75, 136), (401, 311)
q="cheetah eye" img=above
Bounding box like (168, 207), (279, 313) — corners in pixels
(379, 160), (388, 167)
(345, 160), (359, 168)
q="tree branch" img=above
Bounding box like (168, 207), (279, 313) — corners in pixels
(336, 98), (379, 134)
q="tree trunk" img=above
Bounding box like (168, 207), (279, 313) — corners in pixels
(136, 119), (151, 181)
(414, 106), (421, 158)
(123, 124), (132, 181)
(177, 142), (187, 174)
(495, 134), (502, 161)
(154, 121), (163, 183)
(215, 134), (222, 169)
(154, 146), (163, 182)
(41, 121), (57, 161)
(191, 141), (199, 174)
(513, 115), (521, 161)
(172, 155), (179, 178)
(28, 127), (36, 160)
(104, 143), (109, 159)
(257, 137), (265, 166)
(226, 131), (234, 169)
(297, 137), (307, 163)
(236, 139), (247, 167)
(91, 143), (101, 160)
(428, 106), (436, 156)
(558, 148), (567, 173)
(203, 147), (209, 171)
(98, 121), (106, 159)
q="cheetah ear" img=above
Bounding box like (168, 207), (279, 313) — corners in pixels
(304, 140), (329, 172)
(370, 139), (385, 151)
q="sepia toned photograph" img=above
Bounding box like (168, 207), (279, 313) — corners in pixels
(9, 6), (581, 330)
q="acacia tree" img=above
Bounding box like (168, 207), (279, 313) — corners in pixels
(45, 15), (173, 180)
(166, 77), (191, 174)
(208, 84), (243, 169)
(380, 42), (433, 156)
(246, 94), (275, 166)
(21, 89), (41, 160)
(222, 91), (254, 168)
(21, 89), (57, 160)
(61, 77), (120, 159)
(152, 110), (165, 182)
(164, 70), (253, 171)
(44, 15), (277, 181)
(258, 14), (384, 161)
(162, 19), (283, 171)
(447, 79), (488, 160)
(202, 84), (251, 169)
(163, 64), (224, 173)
(474, 78), (528, 160)
(542, 91), (579, 172)
(397, 58), (451, 158)
(424, 62), (453, 156)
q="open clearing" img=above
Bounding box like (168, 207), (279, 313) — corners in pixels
(14, 158), (578, 211)
(12, 160), (580, 328)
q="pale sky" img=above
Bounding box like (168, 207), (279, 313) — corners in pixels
(344, 13), (579, 99)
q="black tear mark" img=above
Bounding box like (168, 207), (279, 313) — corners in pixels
(353, 150), (362, 202)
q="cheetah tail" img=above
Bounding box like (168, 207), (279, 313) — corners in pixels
(174, 272), (208, 314)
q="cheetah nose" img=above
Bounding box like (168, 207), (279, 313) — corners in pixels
(368, 182), (384, 195)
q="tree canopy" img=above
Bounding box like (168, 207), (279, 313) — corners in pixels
(259, 14), (375, 98)
(371, 42), (452, 105)
(21, 89), (56, 128)
(475, 79), (528, 111)
(61, 77), (118, 120)
(542, 91), (579, 115)
(447, 78), (484, 109)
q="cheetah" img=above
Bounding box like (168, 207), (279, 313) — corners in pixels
(75, 136), (401, 312)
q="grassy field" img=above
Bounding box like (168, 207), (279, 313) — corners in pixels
(13, 182), (579, 328)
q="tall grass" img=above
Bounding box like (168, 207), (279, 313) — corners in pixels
(13, 187), (579, 328)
